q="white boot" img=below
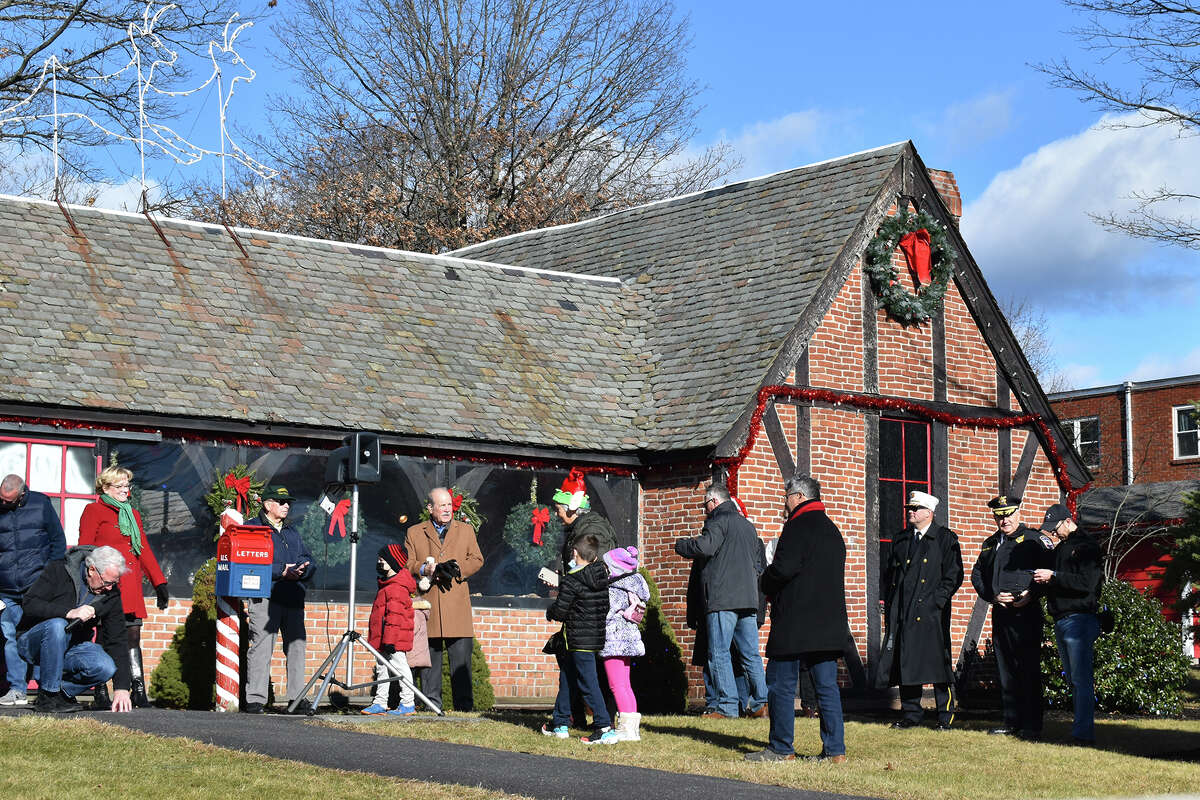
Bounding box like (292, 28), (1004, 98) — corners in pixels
(619, 711), (641, 742)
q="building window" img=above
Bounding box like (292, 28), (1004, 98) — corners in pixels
(878, 418), (931, 569)
(0, 436), (100, 545)
(1062, 416), (1101, 468)
(1175, 405), (1199, 460)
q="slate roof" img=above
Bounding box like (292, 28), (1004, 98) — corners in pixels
(455, 143), (907, 450)
(0, 197), (643, 451)
(1077, 480), (1200, 529)
(0, 143), (908, 456)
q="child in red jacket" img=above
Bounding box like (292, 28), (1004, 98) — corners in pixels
(364, 544), (417, 715)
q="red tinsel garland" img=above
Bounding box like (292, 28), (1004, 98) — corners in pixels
(714, 385), (1089, 514)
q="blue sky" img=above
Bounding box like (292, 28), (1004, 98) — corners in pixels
(52, 1), (1200, 389)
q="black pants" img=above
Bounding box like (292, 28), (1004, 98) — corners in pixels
(992, 605), (1043, 733)
(419, 636), (474, 712)
(899, 682), (953, 724)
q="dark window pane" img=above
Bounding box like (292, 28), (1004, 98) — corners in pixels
(1062, 424), (1077, 447)
(903, 422), (929, 482)
(878, 480), (904, 539)
(1180, 432), (1199, 458)
(1079, 418), (1100, 442)
(1081, 442), (1100, 466)
(880, 419), (902, 479)
(1179, 408), (1198, 433)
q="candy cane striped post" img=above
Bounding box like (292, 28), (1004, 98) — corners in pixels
(215, 595), (241, 712)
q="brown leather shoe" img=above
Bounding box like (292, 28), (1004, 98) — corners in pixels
(701, 710), (734, 719)
(745, 704), (768, 718)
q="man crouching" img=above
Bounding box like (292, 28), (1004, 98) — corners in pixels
(17, 545), (133, 713)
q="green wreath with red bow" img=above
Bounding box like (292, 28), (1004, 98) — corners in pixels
(203, 465), (264, 531)
(863, 209), (957, 324)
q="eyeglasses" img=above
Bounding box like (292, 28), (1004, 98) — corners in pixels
(109, 483), (131, 490)
(89, 565), (118, 590)
(268, 499), (291, 505)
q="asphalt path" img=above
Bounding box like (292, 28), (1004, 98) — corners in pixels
(78, 708), (879, 800)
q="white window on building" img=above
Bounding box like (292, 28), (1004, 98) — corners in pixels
(0, 436), (99, 545)
(1062, 416), (1101, 468)
(1175, 405), (1199, 460)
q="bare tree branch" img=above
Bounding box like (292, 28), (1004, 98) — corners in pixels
(189, 0), (737, 252)
(1035, 1), (1200, 247)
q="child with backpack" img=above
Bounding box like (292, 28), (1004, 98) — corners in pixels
(600, 546), (650, 741)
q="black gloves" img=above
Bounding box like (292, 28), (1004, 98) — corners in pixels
(431, 559), (461, 592)
(155, 583), (170, 610)
(378, 644), (396, 657)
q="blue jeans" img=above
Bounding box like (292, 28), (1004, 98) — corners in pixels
(552, 650), (611, 731)
(16, 618), (115, 698)
(1, 594), (27, 690)
(766, 653), (845, 757)
(1055, 613), (1100, 741)
(706, 610), (767, 716)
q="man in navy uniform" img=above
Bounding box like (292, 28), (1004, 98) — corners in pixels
(970, 494), (1052, 739)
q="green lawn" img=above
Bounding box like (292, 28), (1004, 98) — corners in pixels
(0, 715), (531, 800)
(327, 709), (1200, 800)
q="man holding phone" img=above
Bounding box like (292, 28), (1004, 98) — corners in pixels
(970, 495), (1052, 739)
(244, 486), (315, 714)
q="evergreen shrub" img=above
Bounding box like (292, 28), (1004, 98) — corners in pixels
(150, 557), (219, 709)
(1041, 579), (1191, 716)
(629, 565), (688, 713)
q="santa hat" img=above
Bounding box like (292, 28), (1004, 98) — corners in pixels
(378, 543), (408, 573)
(552, 467), (590, 511)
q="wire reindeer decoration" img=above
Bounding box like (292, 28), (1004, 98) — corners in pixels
(0, 0), (277, 211)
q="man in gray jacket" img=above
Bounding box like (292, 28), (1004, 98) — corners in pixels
(675, 483), (767, 718)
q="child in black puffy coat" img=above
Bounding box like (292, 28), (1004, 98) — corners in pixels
(540, 533), (618, 745)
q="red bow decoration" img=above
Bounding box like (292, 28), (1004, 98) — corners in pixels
(531, 507), (550, 546)
(898, 228), (932, 285)
(451, 493), (463, 513)
(224, 473), (250, 513)
(328, 498), (352, 538)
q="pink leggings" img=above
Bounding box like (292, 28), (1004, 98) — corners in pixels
(602, 656), (637, 713)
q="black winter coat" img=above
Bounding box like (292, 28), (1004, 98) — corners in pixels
(560, 512), (618, 571)
(674, 500), (762, 612)
(19, 546), (132, 691)
(0, 490), (67, 596)
(547, 560), (609, 652)
(248, 515), (315, 608)
(970, 525), (1051, 603)
(1045, 532), (1103, 619)
(761, 500), (849, 657)
(876, 523), (963, 687)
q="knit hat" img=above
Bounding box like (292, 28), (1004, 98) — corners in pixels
(378, 543), (408, 573)
(552, 467), (590, 511)
(603, 546), (639, 575)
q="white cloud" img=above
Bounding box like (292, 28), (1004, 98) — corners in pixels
(962, 113), (1200, 306)
(1059, 362), (1102, 391)
(921, 90), (1015, 155)
(1127, 347), (1200, 382)
(717, 109), (863, 183)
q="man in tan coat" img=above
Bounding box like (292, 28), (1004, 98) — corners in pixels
(407, 487), (484, 711)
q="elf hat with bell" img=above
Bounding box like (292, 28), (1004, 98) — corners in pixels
(552, 468), (590, 511)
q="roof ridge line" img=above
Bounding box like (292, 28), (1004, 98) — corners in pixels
(0, 192), (621, 286)
(450, 140), (911, 255)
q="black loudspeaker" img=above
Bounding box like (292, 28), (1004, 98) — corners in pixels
(347, 432), (381, 483)
(324, 432), (381, 484)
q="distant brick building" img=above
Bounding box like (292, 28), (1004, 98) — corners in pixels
(1049, 376), (1199, 655)
(0, 141), (1087, 703)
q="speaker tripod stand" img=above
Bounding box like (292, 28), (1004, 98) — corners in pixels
(287, 481), (444, 716)
(289, 628), (444, 716)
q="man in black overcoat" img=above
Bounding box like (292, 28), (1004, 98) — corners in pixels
(746, 475), (848, 763)
(970, 494), (1054, 739)
(877, 490), (963, 730)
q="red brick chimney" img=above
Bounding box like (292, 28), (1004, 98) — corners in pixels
(926, 169), (961, 225)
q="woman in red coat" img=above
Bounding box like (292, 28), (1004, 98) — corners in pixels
(78, 465), (168, 708)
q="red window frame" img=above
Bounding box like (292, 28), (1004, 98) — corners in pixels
(0, 435), (100, 542)
(878, 418), (932, 543)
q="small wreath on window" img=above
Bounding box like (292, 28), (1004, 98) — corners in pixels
(863, 209), (957, 324)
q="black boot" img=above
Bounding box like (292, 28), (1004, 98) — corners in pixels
(130, 678), (151, 708)
(91, 683), (112, 711)
(129, 645), (151, 708)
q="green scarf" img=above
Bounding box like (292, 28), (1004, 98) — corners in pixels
(101, 494), (142, 556)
